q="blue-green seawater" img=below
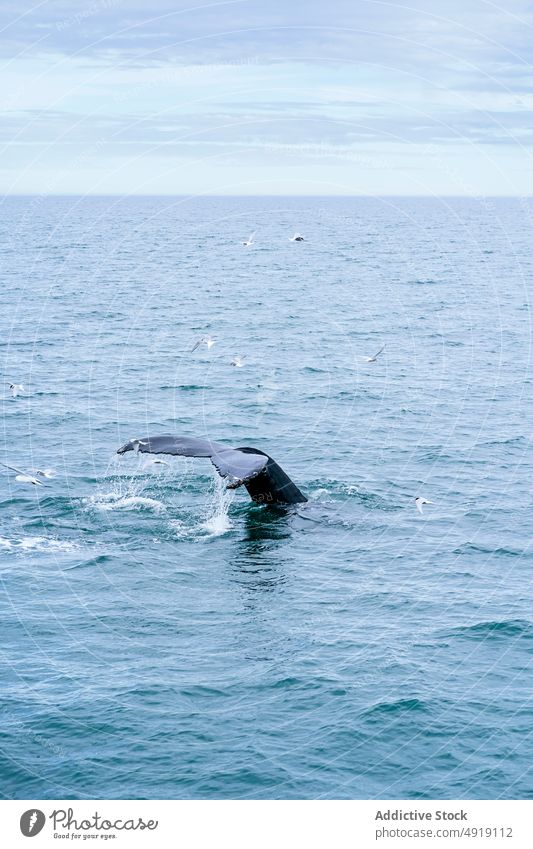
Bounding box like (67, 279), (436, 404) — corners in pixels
(0, 196), (532, 800)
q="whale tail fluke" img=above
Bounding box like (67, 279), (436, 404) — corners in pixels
(117, 435), (307, 505)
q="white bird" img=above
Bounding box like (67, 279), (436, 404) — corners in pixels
(34, 468), (56, 479)
(363, 345), (385, 363)
(8, 383), (24, 398)
(129, 438), (149, 454)
(415, 497), (433, 514)
(191, 335), (216, 353)
(141, 457), (169, 470)
(0, 462), (43, 486)
(231, 356), (245, 368)
(242, 232), (255, 246)
(289, 233), (305, 242)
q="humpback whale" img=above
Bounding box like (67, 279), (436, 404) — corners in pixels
(117, 435), (307, 505)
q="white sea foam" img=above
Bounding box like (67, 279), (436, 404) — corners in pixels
(88, 467), (169, 514)
(167, 518), (196, 539)
(0, 536), (79, 553)
(88, 493), (167, 513)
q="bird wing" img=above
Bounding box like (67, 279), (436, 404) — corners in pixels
(0, 461), (30, 477)
(372, 345), (385, 359)
(18, 475), (43, 486)
(191, 338), (203, 352)
(117, 435), (306, 503)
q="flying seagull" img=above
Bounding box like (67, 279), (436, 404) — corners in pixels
(242, 232), (255, 247)
(129, 438), (149, 454)
(289, 233), (305, 241)
(8, 383), (24, 398)
(231, 356), (245, 368)
(34, 468), (56, 479)
(0, 462), (43, 486)
(117, 435), (307, 505)
(141, 457), (169, 470)
(191, 335), (216, 353)
(415, 497), (433, 514)
(363, 345), (385, 363)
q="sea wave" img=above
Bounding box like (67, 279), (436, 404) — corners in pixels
(444, 620), (533, 640)
(0, 536), (79, 553)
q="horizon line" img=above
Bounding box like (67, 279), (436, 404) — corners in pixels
(1, 193), (531, 200)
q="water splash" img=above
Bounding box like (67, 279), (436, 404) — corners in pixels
(87, 455), (167, 513)
(201, 471), (234, 536)
(89, 493), (167, 513)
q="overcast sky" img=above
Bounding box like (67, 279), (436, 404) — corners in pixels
(2, 0), (533, 195)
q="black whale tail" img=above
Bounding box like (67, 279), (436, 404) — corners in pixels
(116, 435), (307, 505)
(236, 447), (307, 505)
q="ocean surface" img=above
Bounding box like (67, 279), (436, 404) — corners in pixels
(0, 195), (532, 800)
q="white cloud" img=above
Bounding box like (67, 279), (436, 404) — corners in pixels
(1, 1), (533, 194)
